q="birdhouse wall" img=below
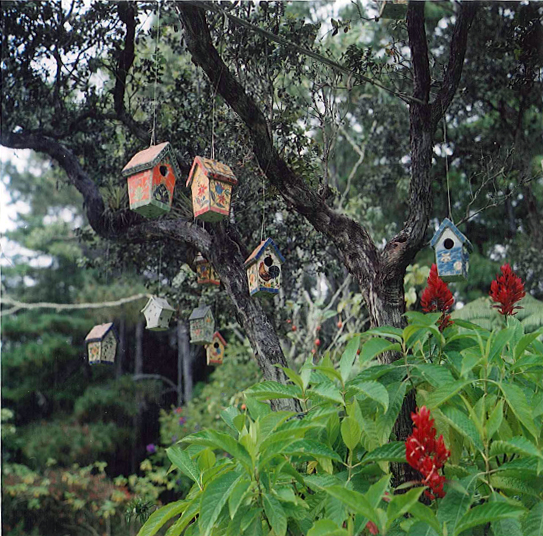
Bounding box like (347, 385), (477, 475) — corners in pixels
(190, 166), (233, 222)
(189, 313), (214, 345)
(102, 331), (117, 363)
(196, 263), (220, 286)
(88, 341), (102, 365)
(247, 249), (282, 297)
(435, 227), (470, 281)
(206, 339), (225, 365)
(127, 160), (176, 218)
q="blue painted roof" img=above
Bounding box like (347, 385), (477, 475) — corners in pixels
(430, 218), (473, 252)
(244, 238), (285, 267)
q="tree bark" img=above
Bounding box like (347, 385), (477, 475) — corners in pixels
(177, 320), (190, 405)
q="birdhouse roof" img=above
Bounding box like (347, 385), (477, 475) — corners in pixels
(244, 238), (285, 268)
(189, 304), (212, 320)
(186, 156), (238, 187)
(141, 296), (175, 314)
(85, 322), (115, 343)
(212, 331), (227, 346)
(194, 253), (208, 265)
(430, 218), (473, 252)
(122, 142), (181, 178)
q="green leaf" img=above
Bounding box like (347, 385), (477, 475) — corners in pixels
(386, 487), (424, 529)
(362, 441), (406, 463)
(277, 366), (304, 391)
(341, 416), (361, 451)
(228, 478), (251, 520)
(283, 439), (343, 462)
(300, 357), (313, 390)
(414, 364), (455, 388)
(514, 328), (543, 359)
(164, 497), (201, 536)
(182, 430), (253, 471)
(441, 406), (484, 452)
(197, 448), (216, 472)
(409, 502), (443, 535)
(488, 327), (515, 362)
(166, 446), (201, 486)
(377, 382), (407, 443)
(489, 475), (542, 497)
(359, 338), (401, 365)
(245, 381), (302, 400)
(486, 399), (504, 440)
(220, 406), (241, 432)
(199, 471), (243, 536)
(437, 477), (474, 536)
(263, 492), (287, 536)
(363, 326), (403, 342)
(489, 436), (543, 460)
(346, 380), (389, 412)
(500, 383), (539, 439)
(244, 396), (271, 420)
(311, 381), (344, 404)
(523, 502), (543, 536)
(426, 380), (472, 409)
(307, 519), (349, 536)
(407, 521), (439, 536)
(324, 486), (379, 525)
(339, 336), (361, 382)
(454, 502), (525, 536)
(137, 501), (187, 536)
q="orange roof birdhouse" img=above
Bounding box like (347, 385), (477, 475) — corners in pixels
(245, 238), (285, 298)
(206, 332), (226, 365)
(123, 142), (180, 218)
(186, 156), (237, 222)
(195, 253), (220, 286)
(85, 322), (117, 365)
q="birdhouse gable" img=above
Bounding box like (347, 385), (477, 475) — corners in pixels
(186, 156), (237, 188)
(430, 218), (473, 252)
(85, 322), (115, 343)
(85, 323), (117, 365)
(207, 331), (227, 365)
(122, 142), (181, 178)
(244, 238), (285, 269)
(189, 304), (212, 321)
(212, 332), (227, 347)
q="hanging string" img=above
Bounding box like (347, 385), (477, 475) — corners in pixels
(158, 244), (163, 294)
(260, 172), (266, 243)
(150, 0), (162, 147)
(442, 107), (452, 221)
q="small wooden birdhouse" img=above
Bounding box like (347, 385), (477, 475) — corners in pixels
(195, 253), (220, 286)
(123, 142), (180, 218)
(378, 0), (407, 19)
(245, 238), (285, 298)
(206, 332), (227, 366)
(141, 296), (176, 331)
(430, 218), (473, 282)
(188, 300), (215, 345)
(186, 156), (237, 222)
(85, 322), (117, 365)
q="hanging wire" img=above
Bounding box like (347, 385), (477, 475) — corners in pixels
(157, 244), (163, 294)
(150, 0), (162, 147)
(260, 172), (266, 243)
(442, 108), (453, 221)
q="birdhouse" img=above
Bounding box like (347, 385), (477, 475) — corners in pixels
(378, 0), (407, 19)
(186, 156), (237, 222)
(141, 296), (176, 331)
(122, 142), (180, 218)
(195, 253), (220, 286)
(188, 300), (215, 345)
(85, 322), (117, 365)
(430, 218), (473, 282)
(206, 332), (227, 366)
(245, 238), (285, 298)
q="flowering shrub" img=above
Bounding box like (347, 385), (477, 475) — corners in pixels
(406, 406), (450, 500)
(489, 263), (526, 316)
(420, 264), (454, 331)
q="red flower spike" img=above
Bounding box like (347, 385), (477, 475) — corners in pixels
(489, 263), (526, 317)
(420, 264), (455, 331)
(406, 406), (450, 501)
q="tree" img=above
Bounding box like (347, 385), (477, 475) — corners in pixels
(2, 1), (541, 481)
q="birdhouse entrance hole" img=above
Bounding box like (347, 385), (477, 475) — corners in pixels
(160, 165), (168, 177)
(444, 238), (454, 250)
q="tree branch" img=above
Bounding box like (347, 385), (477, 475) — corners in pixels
(175, 3), (380, 289)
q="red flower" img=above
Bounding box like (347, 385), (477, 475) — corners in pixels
(406, 406), (450, 500)
(366, 521), (379, 535)
(489, 263), (526, 317)
(420, 264), (454, 331)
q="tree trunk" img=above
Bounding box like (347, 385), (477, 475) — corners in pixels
(131, 320), (145, 473)
(177, 320), (192, 405)
(116, 316), (126, 379)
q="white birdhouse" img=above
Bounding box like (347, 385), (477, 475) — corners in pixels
(141, 296), (176, 331)
(85, 323), (117, 365)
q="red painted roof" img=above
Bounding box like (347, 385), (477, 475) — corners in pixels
(213, 331), (227, 346)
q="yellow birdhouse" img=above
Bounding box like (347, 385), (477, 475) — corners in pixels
(85, 323), (117, 365)
(245, 238), (285, 298)
(206, 332), (227, 366)
(186, 156), (237, 222)
(123, 142), (180, 218)
(141, 296), (176, 331)
(195, 253), (220, 286)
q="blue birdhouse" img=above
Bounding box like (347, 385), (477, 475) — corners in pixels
(430, 218), (473, 282)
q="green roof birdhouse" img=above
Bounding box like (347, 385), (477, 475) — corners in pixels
(245, 238), (285, 298)
(85, 322), (117, 365)
(430, 218), (473, 282)
(195, 253), (220, 286)
(206, 332), (226, 365)
(123, 142), (180, 218)
(188, 300), (215, 345)
(141, 296), (176, 331)
(186, 157), (237, 222)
